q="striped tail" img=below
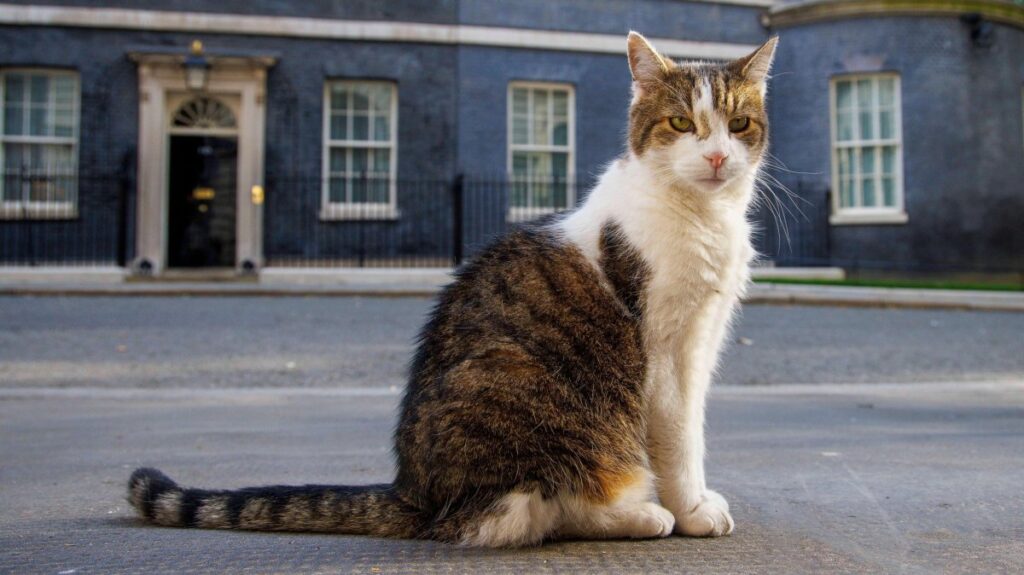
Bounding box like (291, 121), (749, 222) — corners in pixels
(127, 468), (423, 538)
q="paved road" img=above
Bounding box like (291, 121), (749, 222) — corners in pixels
(0, 296), (1021, 389)
(1, 383), (1022, 574)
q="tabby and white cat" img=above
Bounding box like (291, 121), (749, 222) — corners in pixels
(128, 32), (777, 547)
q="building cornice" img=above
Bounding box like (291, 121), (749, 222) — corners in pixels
(0, 3), (761, 60)
(768, 0), (1024, 30)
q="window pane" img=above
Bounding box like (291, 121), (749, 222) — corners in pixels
(512, 115), (529, 145)
(553, 117), (568, 147)
(552, 90), (568, 117)
(330, 114), (346, 140)
(352, 87), (370, 112)
(352, 115), (369, 140)
(3, 103), (23, 135)
(328, 177), (346, 203)
(372, 149), (390, 175)
(837, 147), (852, 179)
(510, 182), (527, 208)
(367, 178), (388, 203)
(882, 145), (897, 175)
(530, 152), (552, 207)
(861, 147), (876, 176)
(330, 86), (349, 112)
(533, 90), (549, 145)
(329, 147), (346, 173)
(371, 86), (391, 114)
(836, 111), (853, 142)
(529, 151), (551, 177)
(373, 115), (389, 141)
(351, 176), (369, 202)
(54, 76), (75, 107)
(511, 152), (528, 207)
(54, 107), (74, 137)
(856, 79), (873, 109)
(551, 152), (568, 208)
(511, 152), (528, 177)
(5, 74), (25, 104)
(3, 142), (24, 171)
(551, 152), (568, 181)
(29, 75), (48, 105)
(839, 176), (853, 208)
(862, 177), (876, 207)
(879, 109), (895, 139)
(837, 148), (854, 208)
(878, 78), (895, 107)
(351, 148), (368, 173)
(512, 88), (528, 115)
(859, 110), (873, 140)
(882, 177), (896, 207)
(30, 107), (47, 136)
(835, 81), (852, 110)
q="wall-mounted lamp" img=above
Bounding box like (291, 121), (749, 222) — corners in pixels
(183, 40), (210, 92)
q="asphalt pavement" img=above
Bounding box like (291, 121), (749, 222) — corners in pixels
(1, 296), (1022, 574)
(1, 296), (1022, 389)
(1, 383), (1022, 574)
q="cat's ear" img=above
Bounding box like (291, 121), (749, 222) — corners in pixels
(627, 32), (670, 90)
(732, 36), (778, 90)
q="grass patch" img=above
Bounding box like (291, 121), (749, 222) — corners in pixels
(754, 277), (1024, 292)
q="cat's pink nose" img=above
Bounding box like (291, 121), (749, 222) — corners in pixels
(704, 153), (728, 171)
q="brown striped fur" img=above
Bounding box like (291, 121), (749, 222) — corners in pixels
(128, 219), (654, 545)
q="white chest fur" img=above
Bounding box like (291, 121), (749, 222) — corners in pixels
(559, 158), (755, 350)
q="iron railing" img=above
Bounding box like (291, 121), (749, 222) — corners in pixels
(0, 169), (132, 267)
(1, 169), (1018, 279)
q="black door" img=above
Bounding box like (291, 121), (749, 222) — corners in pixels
(167, 136), (238, 268)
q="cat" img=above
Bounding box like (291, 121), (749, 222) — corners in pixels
(128, 31), (777, 547)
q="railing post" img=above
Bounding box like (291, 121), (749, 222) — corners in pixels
(358, 171), (367, 267)
(452, 173), (464, 266)
(21, 164), (37, 267)
(117, 155), (133, 267)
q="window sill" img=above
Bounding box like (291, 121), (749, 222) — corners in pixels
(0, 203), (77, 220)
(507, 206), (566, 223)
(319, 205), (400, 221)
(829, 211), (908, 226)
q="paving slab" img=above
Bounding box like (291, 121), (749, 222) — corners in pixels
(2, 382), (1022, 574)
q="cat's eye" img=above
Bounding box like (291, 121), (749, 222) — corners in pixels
(668, 117), (694, 132)
(728, 116), (750, 133)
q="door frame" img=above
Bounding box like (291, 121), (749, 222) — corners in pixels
(130, 50), (274, 275)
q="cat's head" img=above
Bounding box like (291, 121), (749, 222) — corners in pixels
(626, 32), (778, 195)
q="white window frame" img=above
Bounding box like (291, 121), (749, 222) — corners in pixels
(320, 80), (398, 221)
(507, 81), (575, 222)
(0, 68), (80, 220)
(829, 73), (907, 225)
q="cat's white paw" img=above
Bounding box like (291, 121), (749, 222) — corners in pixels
(673, 490), (734, 537)
(635, 502), (676, 538)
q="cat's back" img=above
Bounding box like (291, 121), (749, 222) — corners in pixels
(394, 219), (651, 506)
(415, 219), (643, 374)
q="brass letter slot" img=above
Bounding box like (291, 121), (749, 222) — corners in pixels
(251, 185), (265, 205)
(192, 187), (215, 200)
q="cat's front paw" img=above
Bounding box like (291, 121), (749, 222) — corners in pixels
(673, 490), (734, 537)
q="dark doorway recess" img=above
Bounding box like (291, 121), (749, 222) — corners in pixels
(167, 136), (237, 268)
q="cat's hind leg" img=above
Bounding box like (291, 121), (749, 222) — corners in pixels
(457, 489), (562, 548)
(557, 467), (674, 541)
